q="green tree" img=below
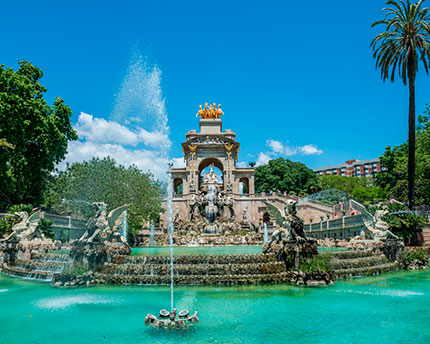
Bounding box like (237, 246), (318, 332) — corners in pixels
(254, 158), (319, 195)
(47, 157), (163, 238)
(0, 60), (77, 208)
(375, 105), (430, 205)
(371, 0), (430, 209)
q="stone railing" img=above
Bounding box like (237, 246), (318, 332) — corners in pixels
(304, 214), (367, 240)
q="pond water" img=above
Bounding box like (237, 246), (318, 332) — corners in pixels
(1, 270), (429, 344)
(131, 246), (346, 255)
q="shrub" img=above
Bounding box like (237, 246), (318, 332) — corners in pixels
(299, 253), (332, 273)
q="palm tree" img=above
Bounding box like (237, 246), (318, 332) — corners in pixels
(371, 0), (430, 209)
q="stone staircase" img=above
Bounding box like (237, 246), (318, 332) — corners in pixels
(2, 253), (71, 282)
(98, 253), (288, 286)
(328, 250), (398, 279)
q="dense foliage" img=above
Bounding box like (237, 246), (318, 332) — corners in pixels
(375, 106), (430, 206)
(254, 158), (319, 195)
(46, 157), (163, 237)
(0, 61), (77, 208)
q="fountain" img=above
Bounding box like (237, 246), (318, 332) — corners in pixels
(145, 164), (199, 329)
(263, 222), (268, 244)
(149, 220), (155, 246)
(121, 210), (128, 242)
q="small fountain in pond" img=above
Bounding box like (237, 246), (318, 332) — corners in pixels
(145, 163), (199, 329)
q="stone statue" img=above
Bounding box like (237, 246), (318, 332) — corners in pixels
(78, 202), (128, 244)
(3, 210), (45, 242)
(203, 164), (219, 184)
(262, 200), (317, 268)
(196, 103), (223, 119)
(363, 209), (400, 241)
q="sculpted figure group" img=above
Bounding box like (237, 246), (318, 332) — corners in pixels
(196, 103), (224, 119)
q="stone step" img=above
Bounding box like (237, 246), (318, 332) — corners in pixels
(2, 264), (56, 282)
(327, 250), (374, 260)
(117, 253), (276, 265)
(330, 255), (389, 270)
(333, 262), (398, 279)
(30, 253), (72, 263)
(97, 272), (289, 286)
(103, 261), (286, 276)
(13, 259), (69, 273)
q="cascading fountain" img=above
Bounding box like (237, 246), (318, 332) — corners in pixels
(205, 184), (218, 224)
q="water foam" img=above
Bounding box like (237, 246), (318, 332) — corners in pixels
(337, 288), (424, 297)
(36, 295), (115, 309)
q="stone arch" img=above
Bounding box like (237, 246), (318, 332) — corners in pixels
(263, 212), (271, 224)
(239, 176), (249, 194)
(173, 178), (183, 195)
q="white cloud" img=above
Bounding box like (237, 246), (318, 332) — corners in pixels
(172, 157), (186, 169)
(236, 161), (247, 168)
(256, 152), (272, 167)
(254, 140), (323, 166)
(61, 141), (169, 179)
(267, 140), (285, 154)
(75, 113), (139, 146)
(300, 144), (323, 155)
(60, 112), (172, 180)
(74, 112), (170, 149)
(265, 139), (322, 157)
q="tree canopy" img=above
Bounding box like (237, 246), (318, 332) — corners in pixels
(46, 157), (163, 238)
(375, 105), (430, 205)
(254, 158), (319, 195)
(0, 60), (77, 208)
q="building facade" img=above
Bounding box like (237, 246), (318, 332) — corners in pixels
(313, 158), (382, 177)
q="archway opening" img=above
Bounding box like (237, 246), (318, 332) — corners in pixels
(198, 158), (224, 190)
(173, 178), (183, 195)
(239, 177), (249, 194)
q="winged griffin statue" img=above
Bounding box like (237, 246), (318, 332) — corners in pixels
(2, 210), (45, 242)
(263, 200), (309, 244)
(78, 202), (128, 244)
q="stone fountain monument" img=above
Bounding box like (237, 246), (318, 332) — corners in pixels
(155, 103), (298, 246)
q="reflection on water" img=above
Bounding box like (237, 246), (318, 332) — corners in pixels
(0, 270), (429, 343)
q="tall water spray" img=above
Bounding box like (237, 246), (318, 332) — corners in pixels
(167, 165), (174, 311)
(263, 222), (268, 244)
(149, 220), (155, 246)
(121, 210), (128, 241)
(111, 48), (174, 312)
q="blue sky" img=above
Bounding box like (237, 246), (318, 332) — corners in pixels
(1, 0), (429, 177)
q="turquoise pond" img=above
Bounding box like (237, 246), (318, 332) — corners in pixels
(1, 270), (429, 344)
(131, 245), (346, 255)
